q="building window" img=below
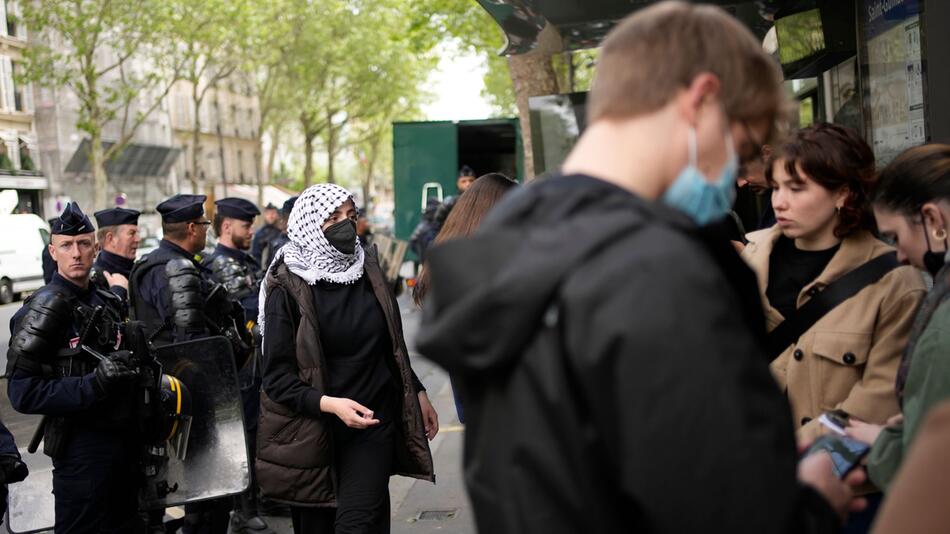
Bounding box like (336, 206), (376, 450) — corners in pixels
(237, 148), (243, 183)
(0, 56), (16, 112)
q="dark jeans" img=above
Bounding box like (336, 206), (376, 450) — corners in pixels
(291, 387), (396, 534)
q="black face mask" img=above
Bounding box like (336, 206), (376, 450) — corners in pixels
(921, 216), (948, 277)
(325, 219), (357, 255)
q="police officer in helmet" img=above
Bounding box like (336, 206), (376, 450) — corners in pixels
(201, 197), (272, 533)
(7, 202), (140, 532)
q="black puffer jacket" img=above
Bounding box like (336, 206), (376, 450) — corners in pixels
(416, 174), (839, 534)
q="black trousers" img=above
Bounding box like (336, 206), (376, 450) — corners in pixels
(291, 389), (396, 534)
(52, 434), (140, 533)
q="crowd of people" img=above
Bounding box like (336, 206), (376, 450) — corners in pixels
(4, 181), (439, 534)
(412, 3), (950, 534)
(4, 2), (950, 534)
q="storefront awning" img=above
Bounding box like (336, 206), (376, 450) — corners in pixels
(64, 139), (181, 178)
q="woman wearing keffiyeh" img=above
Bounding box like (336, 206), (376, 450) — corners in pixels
(256, 184), (437, 533)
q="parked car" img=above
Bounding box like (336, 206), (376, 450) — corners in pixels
(0, 213), (48, 304)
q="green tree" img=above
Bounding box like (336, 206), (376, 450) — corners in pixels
(20, 0), (183, 209)
(286, 0), (435, 186)
(167, 0), (250, 195)
(244, 0), (299, 204)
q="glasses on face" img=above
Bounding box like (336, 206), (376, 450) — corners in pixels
(193, 220), (212, 226)
(739, 121), (765, 166)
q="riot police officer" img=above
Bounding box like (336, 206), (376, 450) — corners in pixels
(203, 198), (261, 324)
(250, 203), (280, 266)
(201, 198), (272, 533)
(260, 196), (296, 269)
(91, 207), (141, 301)
(129, 194), (251, 534)
(6, 202), (141, 532)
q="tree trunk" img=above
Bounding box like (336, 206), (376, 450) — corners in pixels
(255, 139), (265, 208)
(361, 137), (379, 213)
(266, 124), (280, 184)
(190, 81), (204, 194)
(90, 131), (108, 209)
(326, 109), (336, 184)
(191, 115), (202, 194)
(303, 129), (315, 188)
(507, 24), (562, 180)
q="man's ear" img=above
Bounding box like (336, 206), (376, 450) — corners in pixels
(678, 72), (722, 126)
(48, 242), (57, 262)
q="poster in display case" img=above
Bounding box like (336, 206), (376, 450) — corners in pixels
(861, 0), (925, 164)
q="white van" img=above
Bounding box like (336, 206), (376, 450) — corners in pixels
(0, 213), (49, 304)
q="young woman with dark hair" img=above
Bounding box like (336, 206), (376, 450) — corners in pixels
(742, 123), (925, 442)
(413, 172), (517, 424)
(741, 123), (926, 530)
(845, 144), (950, 493)
(413, 173), (518, 306)
(256, 184), (438, 534)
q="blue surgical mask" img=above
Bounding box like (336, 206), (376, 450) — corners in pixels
(662, 126), (739, 226)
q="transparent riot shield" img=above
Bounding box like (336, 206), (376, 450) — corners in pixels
(140, 335), (250, 509)
(6, 422), (54, 533)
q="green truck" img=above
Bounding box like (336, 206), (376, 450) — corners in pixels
(392, 118), (524, 245)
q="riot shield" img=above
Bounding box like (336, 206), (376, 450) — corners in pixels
(140, 335), (249, 509)
(6, 423), (54, 533)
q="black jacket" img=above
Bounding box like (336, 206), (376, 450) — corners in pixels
(416, 174), (838, 534)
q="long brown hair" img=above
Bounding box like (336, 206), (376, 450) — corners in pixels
(412, 173), (518, 306)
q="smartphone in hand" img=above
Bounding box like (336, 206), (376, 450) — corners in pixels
(805, 434), (870, 478)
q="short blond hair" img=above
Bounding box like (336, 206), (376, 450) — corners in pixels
(589, 1), (786, 142)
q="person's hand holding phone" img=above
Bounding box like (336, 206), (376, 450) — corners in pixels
(846, 413), (902, 445)
(798, 452), (867, 520)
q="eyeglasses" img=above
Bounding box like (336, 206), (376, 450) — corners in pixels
(739, 121), (766, 166)
(193, 220), (212, 226)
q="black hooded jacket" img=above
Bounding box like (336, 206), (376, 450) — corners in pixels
(416, 174), (838, 534)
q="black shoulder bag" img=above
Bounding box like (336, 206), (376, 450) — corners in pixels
(765, 252), (900, 358)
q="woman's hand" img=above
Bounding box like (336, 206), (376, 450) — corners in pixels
(418, 391), (439, 440)
(845, 419), (886, 445)
(320, 396), (380, 429)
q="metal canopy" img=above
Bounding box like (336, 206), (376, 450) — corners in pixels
(64, 139), (181, 178)
(477, 0), (779, 54)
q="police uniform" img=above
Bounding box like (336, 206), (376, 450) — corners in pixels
(129, 195), (251, 534)
(6, 203), (140, 533)
(250, 203), (281, 267)
(90, 207), (140, 302)
(201, 198), (273, 533)
(259, 196), (296, 269)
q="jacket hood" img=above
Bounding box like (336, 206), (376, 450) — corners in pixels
(415, 174), (688, 376)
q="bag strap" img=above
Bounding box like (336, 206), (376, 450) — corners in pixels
(765, 251), (900, 358)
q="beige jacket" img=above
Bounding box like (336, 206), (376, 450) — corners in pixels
(742, 226), (925, 442)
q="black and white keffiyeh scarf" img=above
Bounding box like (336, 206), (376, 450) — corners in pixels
(258, 183), (364, 334)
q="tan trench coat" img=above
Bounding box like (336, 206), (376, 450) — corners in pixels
(742, 226), (925, 442)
